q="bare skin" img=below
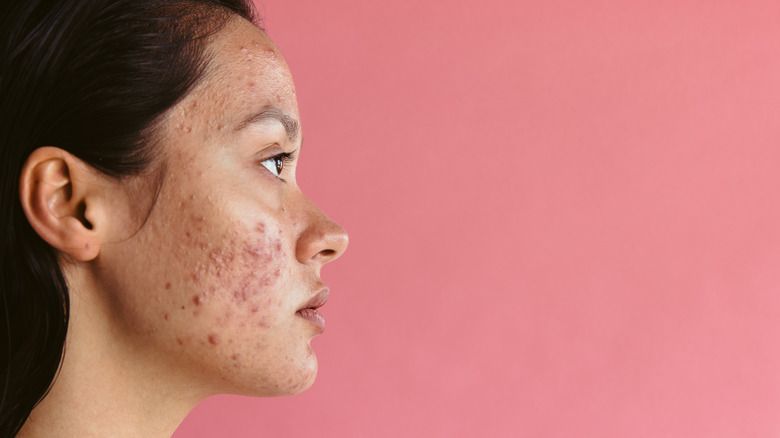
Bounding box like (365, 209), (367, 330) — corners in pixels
(17, 16), (347, 438)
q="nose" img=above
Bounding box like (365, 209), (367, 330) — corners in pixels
(295, 197), (348, 267)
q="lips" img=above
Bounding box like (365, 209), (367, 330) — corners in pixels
(296, 288), (329, 331)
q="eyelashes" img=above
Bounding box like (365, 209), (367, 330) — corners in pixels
(258, 151), (296, 180)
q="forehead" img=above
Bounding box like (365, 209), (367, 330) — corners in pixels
(169, 17), (299, 135)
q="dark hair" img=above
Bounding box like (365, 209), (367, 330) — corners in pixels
(0, 0), (256, 434)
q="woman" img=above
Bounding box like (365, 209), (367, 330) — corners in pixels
(0, 0), (348, 436)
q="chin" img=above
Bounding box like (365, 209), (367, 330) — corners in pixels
(231, 352), (319, 397)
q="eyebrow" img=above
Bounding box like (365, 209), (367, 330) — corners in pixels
(236, 106), (300, 142)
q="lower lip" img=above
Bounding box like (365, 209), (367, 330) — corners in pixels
(296, 308), (325, 331)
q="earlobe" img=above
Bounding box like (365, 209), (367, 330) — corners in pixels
(19, 147), (104, 261)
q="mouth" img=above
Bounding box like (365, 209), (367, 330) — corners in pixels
(296, 288), (329, 332)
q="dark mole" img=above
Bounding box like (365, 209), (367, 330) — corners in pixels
(208, 334), (219, 345)
(165, 282), (171, 290)
(180, 305), (185, 310)
(193, 295), (202, 306)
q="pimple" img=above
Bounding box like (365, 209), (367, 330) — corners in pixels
(164, 313), (170, 321)
(231, 353), (240, 361)
(193, 295), (202, 306)
(208, 334), (219, 345)
(165, 282), (171, 289)
(177, 338), (184, 346)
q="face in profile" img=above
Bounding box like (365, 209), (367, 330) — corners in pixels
(92, 17), (348, 397)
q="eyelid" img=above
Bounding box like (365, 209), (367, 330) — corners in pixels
(257, 149), (297, 181)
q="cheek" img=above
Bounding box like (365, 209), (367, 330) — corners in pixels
(164, 215), (288, 347)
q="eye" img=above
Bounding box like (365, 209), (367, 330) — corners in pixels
(258, 151), (295, 179)
(260, 155), (284, 177)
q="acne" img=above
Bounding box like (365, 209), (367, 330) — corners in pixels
(121, 19), (320, 395)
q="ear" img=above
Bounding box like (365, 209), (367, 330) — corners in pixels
(19, 147), (107, 261)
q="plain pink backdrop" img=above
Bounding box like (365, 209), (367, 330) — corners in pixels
(175, 1), (780, 436)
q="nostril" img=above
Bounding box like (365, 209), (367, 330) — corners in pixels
(319, 249), (336, 258)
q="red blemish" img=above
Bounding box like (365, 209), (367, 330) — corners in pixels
(274, 269), (281, 278)
(177, 338), (184, 346)
(231, 354), (239, 361)
(193, 295), (202, 306)
(165, 282), (171, 290)
(275, 242), (281, 251)
(185, 231), (191, 238)
(251, 305), (259, 313)
(164, 313), (170, 321)
(208, 334), (219, 345)
(256, 223), (265, 233)
(233, 289), (249, 303)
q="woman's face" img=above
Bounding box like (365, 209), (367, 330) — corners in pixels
(93, 17), (347, 397)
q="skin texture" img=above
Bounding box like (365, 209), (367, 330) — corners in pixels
(17, 16), (347, 438)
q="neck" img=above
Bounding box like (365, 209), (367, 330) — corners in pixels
(17, 271), (206, 438)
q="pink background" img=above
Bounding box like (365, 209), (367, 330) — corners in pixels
(175, 1), (780, 436)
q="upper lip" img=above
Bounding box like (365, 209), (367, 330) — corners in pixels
(299, 287), (329, 311)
